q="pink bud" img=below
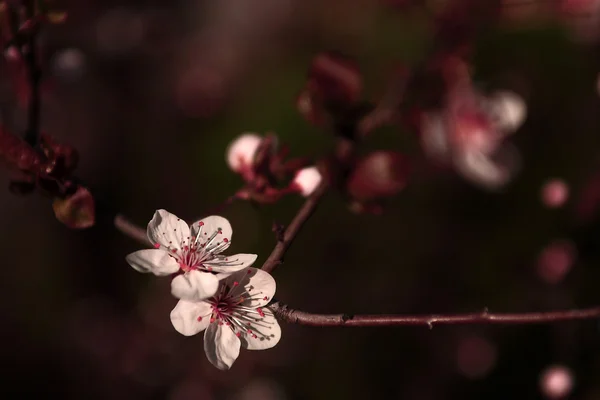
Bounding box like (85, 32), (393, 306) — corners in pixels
(308, 52), (362, 105)
(541, 179), (569, 209)
(347, 151), (410, 201)
(292, 166), (322, 197)
(226, 133), (263, 173)
(540, 365), (574, 399)
(52, 186), (96, 229)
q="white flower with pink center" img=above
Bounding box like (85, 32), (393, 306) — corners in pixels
(170, 267), (281, 370)
(420, 89), (526, 189)
(126, 210), (258, 301)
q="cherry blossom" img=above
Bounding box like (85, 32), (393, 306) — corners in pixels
(420, 88), (526, 189)
(126, 210), (257, 301)
(170, 267), (281, 370)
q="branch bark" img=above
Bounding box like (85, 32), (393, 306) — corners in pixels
(270, 302), (600, 328)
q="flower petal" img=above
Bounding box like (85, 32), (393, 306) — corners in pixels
(171, 270), (219, 301)
(190, 215), (232, 249)
(204, 323), (241, 370)
(147, 209), (191, 249)
(125, 249), (179, 276)
(203, 253), (258, 273)
(240, 308), (281, 350)
(170, 300), (212, 336)
(420, 113), (450, 161)
(225, 267), (276, 308)
(454, 150), (511, 190)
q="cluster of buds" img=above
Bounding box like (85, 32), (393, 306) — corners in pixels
(226, 132), (322, 202)
(295, 52), (412, 213)
(418, 56), (526, 190)
(296, 52), (371, 138)
(0, 126), (94, 228)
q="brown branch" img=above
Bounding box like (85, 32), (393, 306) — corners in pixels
(260, 181), (328, 274)
(23, 1), (41, 147)
(114, 214), (151, 247)
(270, 302), (600, 328)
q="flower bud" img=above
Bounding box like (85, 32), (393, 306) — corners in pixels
(226, 133), (262, 173)
(291, 166), (322, 197)
(488, 90), (527, 133)
(347, 151), (410, 201)
(308, 52), (362, 106)
(52, 186), (96, 229)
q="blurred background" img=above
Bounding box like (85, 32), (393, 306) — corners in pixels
(1, 0), (600, 398)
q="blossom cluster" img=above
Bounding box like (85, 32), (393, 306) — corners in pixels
(126, 209), (280, 370)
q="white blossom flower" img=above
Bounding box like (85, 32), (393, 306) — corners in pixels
(420, 89), (526, 190)
(291, 166), (322, 197)
(126, 210), (258, 301)
(226, 133), (262, 173)
(170, 267), (281, 370)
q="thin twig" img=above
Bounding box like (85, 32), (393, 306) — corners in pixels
(270, 302), (600, 328)
(114, 214), (151, 247)
(23, 1), (41, 147)
(260, 181), (328, 274)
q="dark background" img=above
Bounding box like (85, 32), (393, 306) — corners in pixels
(1, 0), (600, 399)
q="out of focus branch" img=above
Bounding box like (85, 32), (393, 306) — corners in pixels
(271, 303), (600, 328)
(23, 1), (41, 147)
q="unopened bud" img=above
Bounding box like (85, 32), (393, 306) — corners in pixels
(292, 166), (322, 197)
(226, 133), (262, 173)
(488, 90), (527, 133)
(52, 186), (95, 229)
(347, 151), (410, 201)
(308, 52), (362, 105)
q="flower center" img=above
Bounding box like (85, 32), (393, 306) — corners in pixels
(197, 273), (276, 341)
(166, 222), (230, 272)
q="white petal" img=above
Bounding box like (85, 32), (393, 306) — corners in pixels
(171, 270), (219, 301)
(488, 90), (526, 133)
(420, 113), (450, 161)
(147, 209), (191, 249)
(225, 268), (276, 308)
(226, 133), (262, 172)
(454, 150), (510, 190)
(125, 249), (179, 276)
(204, 323), (241, 370)
(292, 166), (322, 197)
(170, 300), (212, 336)
(240, 309), (281, 350)
(203, 253), (258, 273)
(190, 215), (233, 250)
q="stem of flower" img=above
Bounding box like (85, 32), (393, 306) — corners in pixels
(270, 302), (600, 328)
(114, 214), (151, 247)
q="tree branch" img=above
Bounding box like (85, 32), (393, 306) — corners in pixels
(270, 302), (600, 328)
(260, 181), (328, 274)
(23, 1), (41, 147)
